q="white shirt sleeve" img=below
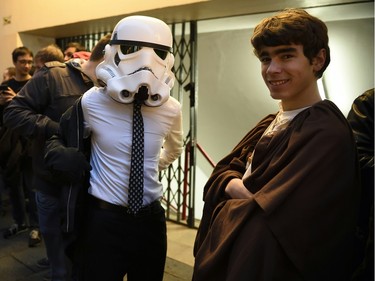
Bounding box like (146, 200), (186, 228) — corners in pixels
(158, 108), (184, 171)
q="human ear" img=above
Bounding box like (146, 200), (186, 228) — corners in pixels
(312, 48), (326, 73)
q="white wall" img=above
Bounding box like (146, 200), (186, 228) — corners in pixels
(325, 19), (374, 116)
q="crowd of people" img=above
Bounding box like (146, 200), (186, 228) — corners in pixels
(0, 41), (91, 279)
(0, 9), (373, 281)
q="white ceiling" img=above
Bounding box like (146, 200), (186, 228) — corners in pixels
(23, 0), (374, 38)
(198, 2), (374, 33)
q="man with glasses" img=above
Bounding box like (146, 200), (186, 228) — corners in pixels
(0, 46), (33, 240)
(1, 46), (33, 101)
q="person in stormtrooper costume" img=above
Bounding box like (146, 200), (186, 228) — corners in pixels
(44, 16), (183, 281)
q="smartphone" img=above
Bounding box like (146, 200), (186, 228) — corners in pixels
(0, 85), (9, 91)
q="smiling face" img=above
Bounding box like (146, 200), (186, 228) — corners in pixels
(258, 44), (325, 110)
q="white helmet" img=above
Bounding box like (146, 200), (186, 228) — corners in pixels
(96, 15), (175, 106)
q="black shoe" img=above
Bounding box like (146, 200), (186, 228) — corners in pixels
(28, 228), (42, 247)
(3, 223), (28, 239)
(36, 257), (50, 269)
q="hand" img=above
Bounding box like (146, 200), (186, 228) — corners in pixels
(225, 178), (253, 199)
(45, 147), (91, 183)
(0, 87), (16, 105)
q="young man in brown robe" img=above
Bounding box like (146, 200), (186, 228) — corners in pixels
(193, 8), (361, 281)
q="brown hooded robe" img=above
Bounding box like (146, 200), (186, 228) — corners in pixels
(193, 100), (360, 281)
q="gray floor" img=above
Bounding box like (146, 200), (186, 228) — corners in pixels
(0, 197), (196, 281)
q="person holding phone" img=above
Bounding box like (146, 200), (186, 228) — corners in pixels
(0, 47), (34, 242)
(0, 47), (33, 106)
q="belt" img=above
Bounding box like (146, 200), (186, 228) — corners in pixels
(89, 195), (161, 216)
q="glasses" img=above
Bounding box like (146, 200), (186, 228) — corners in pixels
(120, 45), (169, 60)
(17, 59), (33, 65)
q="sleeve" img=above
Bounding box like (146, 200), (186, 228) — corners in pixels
(193, 115), (273, 256)
(3, 71), (58, 140)
(158, 107), (184, 171)
(44, 101), (91, 183)
(80, 92), (92, 138)
(347, 89), (374, 169)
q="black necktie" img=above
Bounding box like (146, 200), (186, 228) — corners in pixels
(128, 98), (145, 214)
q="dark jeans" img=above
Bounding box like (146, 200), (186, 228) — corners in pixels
(3, 156), (38, 227)
(23, 156), (38, 227)
(36, 191), (68, 281)
(81, 199), (167, 281)
(6, 171), (25, 225)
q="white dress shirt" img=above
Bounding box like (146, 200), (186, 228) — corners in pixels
(81, 87), (184, 207)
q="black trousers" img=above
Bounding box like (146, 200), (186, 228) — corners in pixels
(80, 197), (167, 281)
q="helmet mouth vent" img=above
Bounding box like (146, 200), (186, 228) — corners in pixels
(134, 86), (149, 102)
(121, 90), (131, 98)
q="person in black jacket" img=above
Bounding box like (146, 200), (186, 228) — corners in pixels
(3, 34), (110, 281)
(0, 46), (34, 240)
(347, 88), (374, 281)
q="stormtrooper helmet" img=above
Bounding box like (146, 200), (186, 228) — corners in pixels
(96, 15), (175, 106)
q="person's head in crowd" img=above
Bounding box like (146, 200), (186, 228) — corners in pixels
(72, 51), (91, 61)
(64, 42), (87, 61)
(89, 34), (112, 63)
(2, 66), (16, 83)
(12, 46), (34, 79)
(80, 33), (111, 85)
(34, 44), (64, 73)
